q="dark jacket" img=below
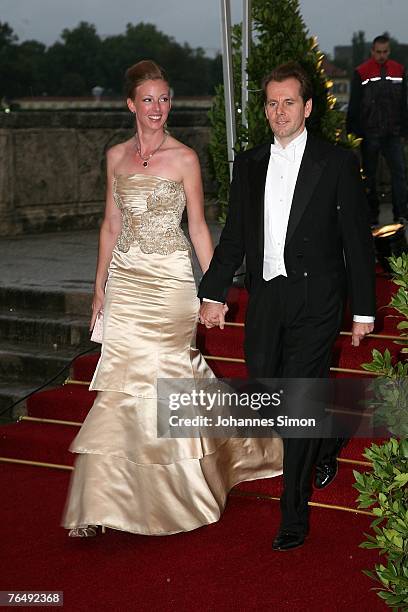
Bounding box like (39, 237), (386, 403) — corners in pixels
(347, 57), (408, 138)
(198, 135), (376, 318)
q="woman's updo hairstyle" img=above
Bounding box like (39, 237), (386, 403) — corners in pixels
(124, 60), (168, 99)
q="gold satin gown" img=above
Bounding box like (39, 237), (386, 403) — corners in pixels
(63, 174), (283, 535)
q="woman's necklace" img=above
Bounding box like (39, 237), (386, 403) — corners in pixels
(134, 133), (167, 167)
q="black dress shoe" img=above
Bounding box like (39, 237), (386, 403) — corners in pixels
(272, 531), (305, 551)
(314, 458), (338, 489)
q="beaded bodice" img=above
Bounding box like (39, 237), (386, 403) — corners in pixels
(113, 174), (190, 255)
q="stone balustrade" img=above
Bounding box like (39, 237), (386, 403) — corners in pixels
(0, 109), (217, 236)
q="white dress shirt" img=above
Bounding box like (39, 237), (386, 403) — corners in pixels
(263, 128), (307, 281)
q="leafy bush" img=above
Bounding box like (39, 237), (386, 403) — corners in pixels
(354, 439), (408, 609)
(356, 254), (408, 609)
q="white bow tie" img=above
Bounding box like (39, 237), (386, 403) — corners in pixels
(270, 144), (296, 163)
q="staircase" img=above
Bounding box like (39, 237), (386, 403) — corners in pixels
(0, 269), (401, 466)
(0, 284), (95, 421)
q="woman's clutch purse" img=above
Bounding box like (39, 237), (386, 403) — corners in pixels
(90, 312), (104, 343)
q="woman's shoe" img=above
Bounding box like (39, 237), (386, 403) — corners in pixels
(68, 525), (106, 537)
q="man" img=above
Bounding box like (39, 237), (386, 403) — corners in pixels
(347, 34), (408, 226)
(199, 62), (376, 551)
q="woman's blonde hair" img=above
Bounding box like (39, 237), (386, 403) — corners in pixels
(124, 59), (168, 99)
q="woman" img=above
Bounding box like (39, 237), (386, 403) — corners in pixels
(63, 60), (282, 537)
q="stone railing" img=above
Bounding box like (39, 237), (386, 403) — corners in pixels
(0, 109), (217, 236)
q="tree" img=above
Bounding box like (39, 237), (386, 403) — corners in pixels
(0, 21), (17, 47)
(45, 22), (104, 95)
(352, 30), (368, 67)
(209, 0), (350, 220)
(59, 72), (88, 96)
(1, 20), (222, 99)
(247, 0), (343, 146)
(101, 22), (222, 97)
(0, 22), (18, 98)
(14, 41), (47, 97)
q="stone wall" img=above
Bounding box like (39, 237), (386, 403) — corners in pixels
(0, 110), (217, 236)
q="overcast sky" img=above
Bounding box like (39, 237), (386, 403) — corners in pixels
(2, 0), (408, 57)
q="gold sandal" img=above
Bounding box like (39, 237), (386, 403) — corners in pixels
(68, 525), (106, 537)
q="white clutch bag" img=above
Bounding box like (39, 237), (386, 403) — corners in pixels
(90, 312), (104, 343)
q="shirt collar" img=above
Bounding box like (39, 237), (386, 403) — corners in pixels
(270, 128), (307, 162)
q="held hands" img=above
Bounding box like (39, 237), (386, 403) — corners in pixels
(199, 302), (229, 329)
(90, 288), (105, 331)
(351, 321), (374, 347)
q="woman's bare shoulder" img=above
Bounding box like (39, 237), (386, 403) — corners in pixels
(106, 139), (133, 164)
(167, 136), (199, 166)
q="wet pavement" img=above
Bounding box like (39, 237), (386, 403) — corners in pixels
(0, 224), (223, 293)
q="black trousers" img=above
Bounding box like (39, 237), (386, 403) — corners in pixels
(361, 135), (408, 224)
(244, 275), (345, 535)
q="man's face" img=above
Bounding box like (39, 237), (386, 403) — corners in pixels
(264, 77), (312, 147)
(371, 42), (390, 64)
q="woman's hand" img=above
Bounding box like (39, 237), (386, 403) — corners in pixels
(199, 302), (228, 329)
(90, 289), (105, 331)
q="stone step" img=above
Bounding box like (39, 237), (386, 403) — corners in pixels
(0, 285), (92, 316)
(0, 309), (93, 348)
(0, 341), (81, 384)
(0, 383), (40, 421)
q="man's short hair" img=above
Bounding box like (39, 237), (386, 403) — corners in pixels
(372, 34), (390, 47)
(262, 61), (313, 104)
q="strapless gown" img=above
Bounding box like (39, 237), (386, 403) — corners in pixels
(63, 174), (283, 535)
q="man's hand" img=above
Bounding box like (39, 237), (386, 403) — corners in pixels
(199, 302), (228, 329)
(351, 321), (374, 347)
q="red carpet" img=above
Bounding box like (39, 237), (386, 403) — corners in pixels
(0, 463), (385, 612)
(0, 268), (400, 610)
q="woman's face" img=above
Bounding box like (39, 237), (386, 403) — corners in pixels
(127, 78), (171, 132)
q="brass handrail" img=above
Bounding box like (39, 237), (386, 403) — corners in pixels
(0, 457), (372, 515)
(19, 415), (82, 427)
(230, 490), (373, 516)
(224, 321), (401, 341)
(64, 358), (381, 387)
(0, 456), (73, 470)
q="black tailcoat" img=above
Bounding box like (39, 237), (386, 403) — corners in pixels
(198, 134), (376, 534)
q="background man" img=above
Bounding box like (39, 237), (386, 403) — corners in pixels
(199, 62), (375, 551)
(347, 34), (408, 226)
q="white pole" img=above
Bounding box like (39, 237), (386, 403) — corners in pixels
(220, 0), (236, 179)
(241, 0), (252, 129)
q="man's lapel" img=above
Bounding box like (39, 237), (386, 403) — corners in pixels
(249, 144), (270, 257)
(285, 135), (327, 245)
